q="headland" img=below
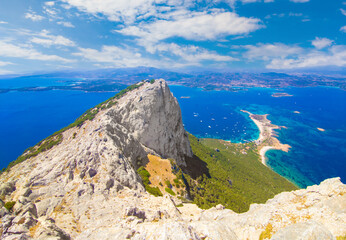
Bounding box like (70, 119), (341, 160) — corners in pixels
(241, 110), (291, 165)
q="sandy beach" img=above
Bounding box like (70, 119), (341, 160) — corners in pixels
(260, 146), (274, 165)
(241, 110), (291, 166)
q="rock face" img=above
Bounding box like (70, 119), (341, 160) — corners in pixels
(107, 79), (192, 167)
(0, 79), (345, 240)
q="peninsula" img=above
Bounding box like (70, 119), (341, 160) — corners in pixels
(241, 110), (291, 165)
(0, 80), (345, 240)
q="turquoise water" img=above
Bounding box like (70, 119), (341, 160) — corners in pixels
(0, 82), (345, 188)
(169, 86), (346, 188)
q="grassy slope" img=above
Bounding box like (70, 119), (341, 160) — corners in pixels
(187, 134), (298, 213)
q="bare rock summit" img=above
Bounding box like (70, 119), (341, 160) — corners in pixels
(0, 79), (345, 240)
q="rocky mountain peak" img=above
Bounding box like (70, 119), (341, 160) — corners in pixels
(106, 79), (192, 167)
(0, 79), (345, 240)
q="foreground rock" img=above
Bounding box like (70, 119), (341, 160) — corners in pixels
(0, 79), (345, 239)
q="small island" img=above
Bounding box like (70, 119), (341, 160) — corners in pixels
(271, 92), (293, 98)
(241, 110), (291, 165)
(317, 127), (325, 132)
(293, 111), (300, 114)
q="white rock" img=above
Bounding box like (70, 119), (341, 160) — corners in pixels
(0, 80), (345, 240)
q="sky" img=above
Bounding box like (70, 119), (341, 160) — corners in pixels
(0, 0), (345, 74)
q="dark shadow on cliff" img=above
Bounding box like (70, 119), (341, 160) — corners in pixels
(181, 154), (210, 179)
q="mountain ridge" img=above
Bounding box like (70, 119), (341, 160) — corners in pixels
(0, 79), (345, 240)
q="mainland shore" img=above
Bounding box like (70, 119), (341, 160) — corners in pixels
(241, 110), (291, 165)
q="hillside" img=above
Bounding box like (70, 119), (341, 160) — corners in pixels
(0, 79), (345, 240)
(186, 135), (297, 212)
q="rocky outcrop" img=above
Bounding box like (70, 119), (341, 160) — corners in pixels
(0, 79), (345, 240)
(107, 79), (192, 167)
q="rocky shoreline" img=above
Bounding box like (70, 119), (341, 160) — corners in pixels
(0, 80), (344, 239)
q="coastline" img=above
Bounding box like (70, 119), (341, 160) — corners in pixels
(259, 146), (274, 165)
(241, 110), (291, 166)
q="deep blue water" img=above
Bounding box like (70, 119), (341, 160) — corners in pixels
(169, 86), (346, 188)
(0, 90), (114, 168)
(0, 80), (345, 188)
(0, 76), (77, 89)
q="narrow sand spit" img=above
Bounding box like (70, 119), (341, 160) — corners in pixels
(241, 110), (291, 166)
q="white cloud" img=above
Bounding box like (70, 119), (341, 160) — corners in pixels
(25, 11), (45, 21)
(267, 45), (346, 69)
(243, 42), (346, 69)
(0, 69), (13, 75)
(62, 0), (166, 23)
(0, 40), (72, 62)
(341, 9), (346, 16)
(0, 21), (8, 24)
(311, 37), (333, 49)
(222, 0), (274, 5)
(0, 61), (13, 67)
(74, 45), (159, 68)
(30, 30), (75, 47)
(57, 21), (75, 28)
(146, 43), (237, 63)
(74, 42), (235, 69)
(118, 11), (262, 42)
(45, 1), (55, 6)
(290, 0), (309, 2)
(62, 0), (266, 24)
(243, 43), (302, 60)
(341, 26), (346, 33)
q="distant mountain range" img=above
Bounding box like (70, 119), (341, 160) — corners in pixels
(1, 67), (345, 92)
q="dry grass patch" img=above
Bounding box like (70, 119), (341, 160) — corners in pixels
(146, 154), (178, 195)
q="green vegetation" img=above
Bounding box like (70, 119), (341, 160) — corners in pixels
(4, 201), (16, 211)
(173, 178), (181, 188)
(137, 166), (150, 185)
(146, 186), (163, 197)
(137, 166), (163, 197)
(150, 79), (155, 84)
(165, 187), (176, 196)
(113, 82), (144, 99)
(1, 82), (145, 175)
(165, 180), (172, 188)
(186, 134), (298, 213)
(4, 134), (63, 172)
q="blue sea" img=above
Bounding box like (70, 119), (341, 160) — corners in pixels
(0, 78), (345, 188)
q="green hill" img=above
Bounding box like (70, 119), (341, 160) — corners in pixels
(184, 134), (298, 213)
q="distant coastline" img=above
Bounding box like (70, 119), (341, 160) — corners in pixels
(241, 110), (291, 166)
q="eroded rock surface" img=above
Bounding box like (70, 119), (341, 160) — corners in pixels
(0, 79), (345, 240)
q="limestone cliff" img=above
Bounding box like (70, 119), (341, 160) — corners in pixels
(0, 79), (345, 240)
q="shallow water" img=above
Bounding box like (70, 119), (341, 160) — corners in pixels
(170, 86), (346, 188)
(0, 82), (345, 188)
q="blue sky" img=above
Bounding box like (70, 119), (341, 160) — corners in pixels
(0, 0), (345, 74)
